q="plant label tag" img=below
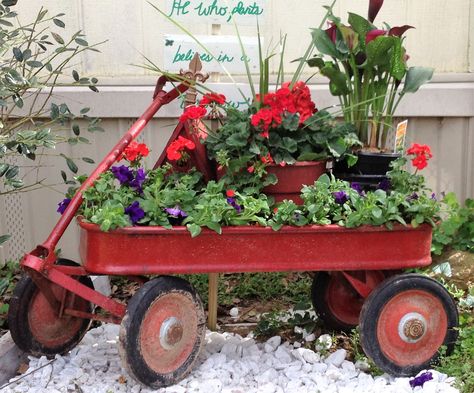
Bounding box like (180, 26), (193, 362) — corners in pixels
(164, 34), (260, 73)
(165, 0), (266, 25)
(394, 120), (408, 152)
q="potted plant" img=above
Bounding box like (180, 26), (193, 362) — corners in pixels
(308, 0), (434, 185)
(180, 85), (360, 203)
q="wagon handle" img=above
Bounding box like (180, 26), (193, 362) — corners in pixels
(23, 58), (206, 269)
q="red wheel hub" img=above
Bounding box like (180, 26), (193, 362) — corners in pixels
(376, 289), (448, 366)
(327, 271), (385, 325)
(140, 293), (199, 374)
(28, 283), (89, 348)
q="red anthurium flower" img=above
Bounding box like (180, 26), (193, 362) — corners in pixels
(179, 105), (207, 123)
(325, 23), (337, 43)
(226, 189), (236, 197)
(200, 93), (226, 106)
(368, 0), (384, 23)
(166, 136), (196, 161)
(388, 25), (414, 37)
(122, 141), (150, 162)
(366, 29), (387, 44)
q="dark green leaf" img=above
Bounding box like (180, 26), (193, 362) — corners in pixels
(72, 124), (80, 135)
(72, 70), (79, 82)
(75, 38), (88, 46)
(78, 137), (89, 143)
(26, 60), (43, 68)
(53, 18), (65, 28)
(0, 234), (11, 245)
(51, 32), (64, 45)
(0, 19), (13, 26)
(390, 38), (406, 80)
(13, 95), (23, 108)
(348, 12), (374, 48)
(320, 64), (349, 95)
(80, 107), (90, 114)
(0, 163), (9, 177)
(12, 47), (23, 62)
(82, 157), (94, 164)
(306, 56), (325, 69)
(60, 170), (67, 182)
(5, 165), (18, 179)
(66, 158), (78, 173)
(68, 137), (78, 145)
(88, 85), (98, 92)
(45, 63), (53, 72)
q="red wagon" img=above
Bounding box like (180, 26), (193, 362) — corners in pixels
(8, 63), (458, 388)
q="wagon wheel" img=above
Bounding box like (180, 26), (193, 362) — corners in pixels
(360, 274), (458, 377)
(8, 259), (94, 357)
(311, 270), (386, 331)
(119, 276), (206, 388)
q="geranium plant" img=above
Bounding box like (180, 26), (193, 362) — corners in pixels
(308, 0), (434, 150)
(183, 86), (360, 192)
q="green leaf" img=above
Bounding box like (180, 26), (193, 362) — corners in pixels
(326, 137), (347, 158)
(402, 67), (434, 94)
(82, 157), (95, 164)
(88, 85), (98, 93)
(281, 113), (300, 131)
(53, 18), (65, 28)
(187, 223), (201, 238)
(320, 64), (349, 95)
(311, 28), (339, 58)
(0, 234), (10, 245)
(12, 47), (23, 62)
(60, 170), (67, 182)
(66, 158), (78, 173)
(0, 163), (9, 177)
(72, 124), (80, 135)
(347, 13), (374, 48)
(51, 32), (64, 45)
(307, 56), (325, 69)
(26, 60), (43, 68)
(72, 70), (79, 82)
(390, 38), (406, 80)
(372, 207), (382, 218)
(366, 36), (395, 66)
(75, 38), (89, 46)
(5, 165), (18, 179)
(80, 107), (90, 114)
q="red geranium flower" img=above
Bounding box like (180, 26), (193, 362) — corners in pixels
(260, 153), (274, 164)
(122, 141), (149, 162)
(179, 105), (207, 123)
(226, 189), (235, 197)
(200, 93), (226, 106)
(247, 165), (255, 173)
(406, 143), (432, 170)
(166, 136), (196, 161)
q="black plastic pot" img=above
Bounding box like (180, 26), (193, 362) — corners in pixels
(334, 151), (400, 189)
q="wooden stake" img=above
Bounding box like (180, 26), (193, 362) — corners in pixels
(207, 273), (219, 330)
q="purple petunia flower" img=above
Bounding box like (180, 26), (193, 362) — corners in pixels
(333, 191), (348, 205)
(226, 197), (242, 213)
(111, 165), (134, 185)
(409, 371), (433, 388)
(57, 198), (71, 214)
(164, 206), (188, 218)
(129, 168), (146, 192)
(408, 192), (419, 201)
(350, 182), (364, 195)
(431, 193), (437, 200)
(125, 201), (145, 225)
(377, 178), (391, 191)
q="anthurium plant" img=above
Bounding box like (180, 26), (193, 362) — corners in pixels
(308, 0), (434, 150)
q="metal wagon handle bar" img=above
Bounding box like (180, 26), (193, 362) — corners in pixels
(29, 75), (190, 265)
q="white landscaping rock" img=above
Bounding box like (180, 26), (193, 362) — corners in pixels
(229, 307), (239, 318)
(325, 348), (347, 367)
(1, 324), (461, 393)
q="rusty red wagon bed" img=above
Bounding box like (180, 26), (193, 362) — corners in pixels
(8, 67), (458, 389)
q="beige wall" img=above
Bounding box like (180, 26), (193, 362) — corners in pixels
(15, 0), (474, 79)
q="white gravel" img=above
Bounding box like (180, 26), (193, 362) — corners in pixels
(2, 324), (460, 393)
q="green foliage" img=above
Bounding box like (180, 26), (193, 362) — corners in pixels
(435, 288), (474, 393)
(0, 260), (20, 328)
(308, 2), (433, 148)
(0, 2), (103, 198)
(432, 193), (474, 255)
(180, 272), (312, 307)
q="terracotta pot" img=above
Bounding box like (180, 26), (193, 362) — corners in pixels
(263, 160), (327, 204)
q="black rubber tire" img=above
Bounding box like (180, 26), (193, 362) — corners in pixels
(360, 273), (458, 377)
(311, 272), (362, 331)
(119, 276), (206, 388)
(8, 259), (94, 357)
